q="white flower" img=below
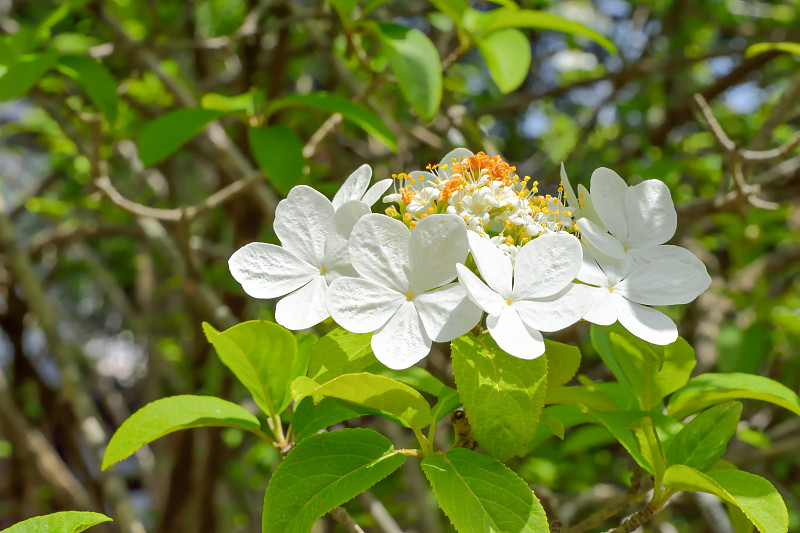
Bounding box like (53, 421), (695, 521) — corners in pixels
(578, 248), (711, 345)
(332, 164), (392, 210)
(456, 232), (591, 359)
(575, 168), (709, 275)
(326, 214), (482, 370)
(229, 185), (369, 330)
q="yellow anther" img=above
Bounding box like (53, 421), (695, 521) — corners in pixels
(385, 205), (399, 217)
(505, 235), (515, 246)
(320, 267), (327, 275)
(409, 220), (418, 230)
(403, 212), (413, 223)
(406, 292), (414, 300)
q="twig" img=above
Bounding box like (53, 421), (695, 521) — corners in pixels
(330, 507), (366, 533)
(359, 491), (405, 533)
(603, 502), (657, 533)
(565, 467), (651, 533)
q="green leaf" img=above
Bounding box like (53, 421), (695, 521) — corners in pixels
(429, 0), (470, 22)
(663, 465), (788, 533)
(451, 332), (548, 461)
(377, 24), (442, 120)
(633, 417), (666, 485)
(745, 42), (800, 59)
(545, 385), (619, 412)
(469, 8), (616, 54)
(1, 512), (112, 533)
(591, 326), (696, 410)
(57, 55), (119, 123)
(307, 328), (376, 382)
(203, 320), (300, 416)
(294, 372), (432, 430)
(667, 373), (800, 420)
(201, 90), (262, 114)
(544, 339), (582, 389)
(594, 411), (650, 472)
(476, 28), (530, 94)
(102, 395), (260, 470)
(431, 386), (462, 422)
(139, 108), (226, 166)
(422, 448), (549, 533)
(262, 428), (405, 533)
(291, 396), (370, 442)
(0, 49), (58, 101)
(269, 92), (397, 151)
(328, 0), (359, 22)
(666, 402), (742, 471)
(373, 366), (447, 396)
(248, 126), (306, 196)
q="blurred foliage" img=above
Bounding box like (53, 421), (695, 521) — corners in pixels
(1, 0), (799, 532)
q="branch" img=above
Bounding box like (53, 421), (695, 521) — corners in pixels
(329, 507), (366, 533)
(565, 467), (651, 533)
(603, 502), (657, 533)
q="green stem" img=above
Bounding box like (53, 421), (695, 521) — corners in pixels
(412, 427), (432, 456)
(271, 412), (286, 445)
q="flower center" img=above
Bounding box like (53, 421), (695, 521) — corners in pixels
(506, 298), (513, 305)
(608, 286), (614, 293)
(320, 267), (327, 275)
(406, 292), (414, 301)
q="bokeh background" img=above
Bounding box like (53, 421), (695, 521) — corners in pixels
(1, 0), (799, 532)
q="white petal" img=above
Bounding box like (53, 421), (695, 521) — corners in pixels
(514, 284), (592, 332)
(615, 297), (678, 345)
(414, 282), (482, 342)
(332, 164), (371, 210)
(467, 231), (512, 297)
(326, 277), (404, 334)
(229, 243), (316, 298)
(628, 244), (709, 275)
(274, 185), (334, 266)
(577, 184), (606, 230)
(324, 200), (371, 273)
(371, 302), (431, 370)
(577, 218), (627, 262)
(582, 286), (618, 325)
(616, 260), (711, 305)
(560, 163), (578, 210)
(348, 214), (411, 292)
(512, 233), (583, 300)
(439, 147), (475, 177)
(456, 264), (505, 316)
(275, 275), (329, 330)
(624, 179), (677, 248)
(361, 179), (393, 207)
(486, 306), (545, 359)
(590, 167), (629, 240)
(577, 246), (608, 287)
(408, 214), (469, 294)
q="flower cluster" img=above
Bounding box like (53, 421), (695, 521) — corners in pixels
(229, 149), (711, 369)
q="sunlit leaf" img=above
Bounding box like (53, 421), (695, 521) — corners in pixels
(1, 512), (112, 533)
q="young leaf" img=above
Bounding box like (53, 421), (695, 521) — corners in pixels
(431, 386), (462, 422)
(633, 417), (666, 485)
(373, 366), (447, 396)
(594, 411), (650, 472)
(248, 126), (306, 196)
(476, 28), (531, 94)
(745, 42), (800, 59)
(1, 511), (112, 533)
(668, 373), (800, 420)
(291, 396), (370, 442)
(451, 332), (548, 461)
(666, 401), (743, 471)
(663, 465), (788, 533)
(262, 428), (405, 533)
(294, 372), (432, 430)
(0, 49), (58, 101)
(203, 320), (300, 416)
(57, 55), (119, 123)
(544, 339), (582, 389)
(268, 92), (397, 151)
(591, 326), (695, 410)
(422, 448), (549, 533)
(139, 108), (226, 166)
(469, 8), (617, 54)
(102, 395), (260, 470)
(377, 24), (443, 120)
(307, 327), (376, 382)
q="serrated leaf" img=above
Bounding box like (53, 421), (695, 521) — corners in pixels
(469, 7), (616, 54)
(203, 320), (300, 416)
(269, 92), (397, 151)
(291, 396), (370, 442)
(666, 402), (742, 471)
(377, 24), (442, 120)
(591, 326), (695, 410)
(262, 428), (405, 533)
(667, 373), (800, 420)
(745, 42), (800, 59)
(248, 126), (306, 196)
(544, 339), (582, 389)
(307, 328), (377, 382)
(102, 395), (260, 470)
(139, 108), (225, 166)
(451, 333), (547, 461)
(1, 511), (112, 533)
(663, 465), (788, 533)
(0, 49), (58, 101)
(373, 366), (447, 396)
(295, 372), (432, 430)
(57, 55), (119, 123)
(476, 28), (530, 94)
(422, 448), (549, 533)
